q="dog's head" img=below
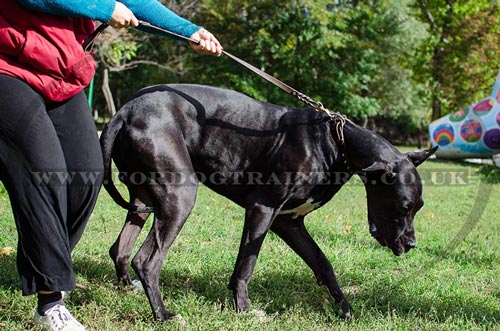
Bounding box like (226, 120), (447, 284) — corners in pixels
(360, 146), (437, 256)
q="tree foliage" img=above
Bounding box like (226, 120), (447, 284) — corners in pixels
(411, 0), (500, 119)
(181, 0), (427, 130)
(91, 0), (198, 115)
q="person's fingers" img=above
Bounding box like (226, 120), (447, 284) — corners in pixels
(204, 40), (213, 53)
(190, 29), (223, 56)
(109, 2), (138, 28)
(130, 15), (139, 27)
(198, 39), (206, 50)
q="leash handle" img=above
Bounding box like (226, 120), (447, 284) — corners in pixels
(83, 23), (109, 53)
(83, 21), (331, 114)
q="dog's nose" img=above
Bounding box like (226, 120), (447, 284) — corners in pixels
(405, 240), (416, 252)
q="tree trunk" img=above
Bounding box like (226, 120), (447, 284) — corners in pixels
(102, 68), (116, 116)
(418, 0), (455, 121)
(431, 94), (441, 121)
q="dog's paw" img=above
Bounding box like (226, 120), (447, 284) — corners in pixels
(342, 310), (352, 322)
(246, 309), (279, 322)
(131, 279), (144, 292)
(172, 314), (187, 327)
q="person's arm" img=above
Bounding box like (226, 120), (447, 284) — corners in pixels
(120, 0), (200, 39)
(119, 0), (222, 56)
(16, 0), (116, 22)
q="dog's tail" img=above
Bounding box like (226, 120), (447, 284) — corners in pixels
(100, 114), (154, 213)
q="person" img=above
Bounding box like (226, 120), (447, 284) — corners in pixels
(0, 1), (222, 330)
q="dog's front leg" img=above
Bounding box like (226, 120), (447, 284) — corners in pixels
(270, 216), (352, 320)
(228, 199), (277, 312)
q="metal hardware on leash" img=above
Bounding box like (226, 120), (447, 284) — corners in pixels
(335, 114), (347, 144)
(332, 113), (352, 173)
(291, 91), (337, 120)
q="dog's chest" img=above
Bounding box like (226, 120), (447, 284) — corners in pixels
(279, 198), (322, 219)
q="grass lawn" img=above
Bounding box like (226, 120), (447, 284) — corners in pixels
(0, 151), (499, 330)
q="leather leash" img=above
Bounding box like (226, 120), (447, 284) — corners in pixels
(83, 23), (109, 53)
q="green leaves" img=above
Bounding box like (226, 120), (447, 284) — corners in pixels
(105, 40), (138, 67)
(412, 0), (500, 119)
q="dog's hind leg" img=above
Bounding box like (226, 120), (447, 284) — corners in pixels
(131, 182), (197, 321)
(270, 216), (352, 320)
(109, 196), (151, 286)
(228, 195), (278, 313)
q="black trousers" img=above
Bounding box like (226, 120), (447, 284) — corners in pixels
(0, 75), (104, 295)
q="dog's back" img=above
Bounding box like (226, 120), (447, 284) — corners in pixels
(102, 84), (332, 208)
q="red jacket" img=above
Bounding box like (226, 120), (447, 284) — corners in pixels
(0, 1), (96, 102)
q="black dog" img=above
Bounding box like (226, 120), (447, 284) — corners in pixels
(100, 84), (437, 321)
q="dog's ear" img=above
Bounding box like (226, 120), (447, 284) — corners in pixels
(406, 145), (438, 167)
(362, 161), (392, 173)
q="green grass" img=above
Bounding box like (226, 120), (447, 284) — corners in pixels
(1, 153), (500, 330)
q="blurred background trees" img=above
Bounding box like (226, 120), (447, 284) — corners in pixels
(89, 0), (500, 146)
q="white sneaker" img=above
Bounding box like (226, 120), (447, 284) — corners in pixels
(33, 304), (85, 331)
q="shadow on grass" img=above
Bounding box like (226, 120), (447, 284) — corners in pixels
(419, 244), (499, 267)
(0, 255), (36, 329)
(72, 256), (117, 282)
(364, 275), (499, 324)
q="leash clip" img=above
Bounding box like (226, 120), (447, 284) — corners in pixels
(314, 101), (326, 113)
(293, 92), (336, 119)
(314, 102), (339, 121)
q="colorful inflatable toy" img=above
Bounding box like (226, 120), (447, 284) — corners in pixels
(429, 72), (500, 158)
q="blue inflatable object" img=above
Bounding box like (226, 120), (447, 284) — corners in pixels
(429, 72), (500, 158)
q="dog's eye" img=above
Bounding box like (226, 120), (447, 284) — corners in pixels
(382, 172), (397, 183)
(400, 202), (414, 213)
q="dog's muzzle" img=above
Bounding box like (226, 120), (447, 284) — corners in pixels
(369, 221), (416, 256)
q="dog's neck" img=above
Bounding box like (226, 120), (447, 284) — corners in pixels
(340, 121), (400, 173)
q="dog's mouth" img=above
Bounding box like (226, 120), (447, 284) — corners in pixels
(369, 219), (414, 256)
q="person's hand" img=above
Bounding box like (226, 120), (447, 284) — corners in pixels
(109, 2), (139, 28)
(189, 29), (223, 57)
